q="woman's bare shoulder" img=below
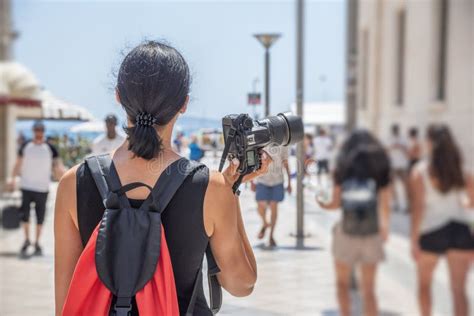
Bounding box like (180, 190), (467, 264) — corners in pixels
(58, 164), (80, 189)
(56, 164), (81, 225)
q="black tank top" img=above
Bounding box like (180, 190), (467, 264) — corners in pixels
(76, 161), (212, 316)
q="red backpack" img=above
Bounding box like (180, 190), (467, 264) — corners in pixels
(62, 155), (222, 316)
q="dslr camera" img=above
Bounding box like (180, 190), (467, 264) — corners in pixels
(219, 112), (304, 193)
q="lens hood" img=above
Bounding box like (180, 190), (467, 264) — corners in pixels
(278, 112), (304, 145)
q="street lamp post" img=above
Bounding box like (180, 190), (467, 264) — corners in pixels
(346, 0), (359, 131)
(254, 33), (281, 117)
(295, 0), (305, 239)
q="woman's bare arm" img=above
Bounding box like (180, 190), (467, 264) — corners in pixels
(409, 168), (425, 260)
(378, 186), (392, 241)
(317, 185), (342, 210)
(204, 171), (257, 297)
(464, 173), (474, 208)
(54, 165), (83, 315)
(204, 155), (271, 297)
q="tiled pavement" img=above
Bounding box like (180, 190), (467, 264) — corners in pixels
(1, 157), (473, 315)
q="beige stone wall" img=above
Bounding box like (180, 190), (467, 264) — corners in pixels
(356, 0), (474, 171)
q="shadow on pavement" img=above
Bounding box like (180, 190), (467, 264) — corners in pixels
(253, 242), (323, 251)
(321, 309), (402, 316)
(0, 251), (21, 258)
(220, 304), (286, 316)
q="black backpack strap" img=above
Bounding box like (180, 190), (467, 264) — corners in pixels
(206, 244), (222, 314)
(85, 154), (131, 209)
(185, 264), (203, 316)
(85, 154), (111, 208)
(186, 244), (222, 316)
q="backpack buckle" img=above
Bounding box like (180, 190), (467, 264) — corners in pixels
(113, 305), (132, 316)
(114, 297), (132, 316)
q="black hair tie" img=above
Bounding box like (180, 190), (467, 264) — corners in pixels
(135, 112), (158, 127)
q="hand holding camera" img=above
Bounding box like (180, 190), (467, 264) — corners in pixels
(222, 151), (273, 189)
(219, 112), (304, 194)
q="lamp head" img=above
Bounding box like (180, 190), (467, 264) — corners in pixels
(254, 33), (281, 49)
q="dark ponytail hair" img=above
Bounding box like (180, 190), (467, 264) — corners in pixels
(116, 40), (190, 159)
(426, 124), (465, 193)
(334, 129), (391, 189)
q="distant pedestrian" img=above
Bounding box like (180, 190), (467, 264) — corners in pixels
(188, 135), (204, 161)
(314, 127), (333, 185)
(252, 144), (291, 247)
(410, 124), (474, 316)
(7, 121), (65, 257)
(317, 129), (391, 316)
(408, 127), (422, 171)
(91, 114), (125, 155)
(173, 131), (184, 153)
(303, 133), (315, 176)
(17, 132), (26, 149)
(388, 124), (409, 211)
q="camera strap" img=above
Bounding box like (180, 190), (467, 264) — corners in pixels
(219, 125), (245, 195)
(219, 126), (236, 172)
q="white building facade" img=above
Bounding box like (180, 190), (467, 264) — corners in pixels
(354, 0), (473, 170)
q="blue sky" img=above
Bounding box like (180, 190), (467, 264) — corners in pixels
(13, 0), (345, 121)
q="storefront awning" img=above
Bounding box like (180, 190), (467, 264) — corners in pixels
(39, 90), (94, 121)
(0, 61), (94, 121)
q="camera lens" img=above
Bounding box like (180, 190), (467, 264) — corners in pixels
(278, 112), (304, 145)
(260, 112), (304, 146)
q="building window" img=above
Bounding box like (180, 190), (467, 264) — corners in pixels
(360, 29), (369, 110)
(436, 0), (449, 101)
(395, 8), (406, 106)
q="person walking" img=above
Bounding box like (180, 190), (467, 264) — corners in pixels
(388, 124), (409, 212)
(54, 41), (270, 315)
(407, 127), (422, 171)
(303, 133), (315, 177)
(173, 131), (184, 154)
(252, 144), (291, 247)
(317, 130), (391, 316)
(7, 121), (65, 257)
(91, 114), (125, 155)
(188, 135), (204, 162)
(410, 124), (474, 316)
(314, 127), (333, 186)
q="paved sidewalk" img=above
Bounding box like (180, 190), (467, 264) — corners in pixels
(1, 156), (473, 315)
(0, 189), (55, 316)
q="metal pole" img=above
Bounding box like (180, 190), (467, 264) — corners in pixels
(264, 48), (270, 116)
(296, 0), (305, 238)
(372, 0), (384, 135)
(345, 0), (359, 131)
(252, 77), (259, 119)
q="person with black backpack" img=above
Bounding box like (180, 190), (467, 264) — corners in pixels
(316, 130), (391, 316)
(54, 41), (270, 316)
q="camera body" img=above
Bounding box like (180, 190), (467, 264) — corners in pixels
(222, 114), (271, 175)
(220, 112), (304, 180)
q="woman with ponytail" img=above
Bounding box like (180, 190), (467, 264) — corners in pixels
(410, 124), (474, 316)
(54, 41), (270, 315)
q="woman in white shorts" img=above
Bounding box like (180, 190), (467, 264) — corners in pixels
(317, 130), (391, 316)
